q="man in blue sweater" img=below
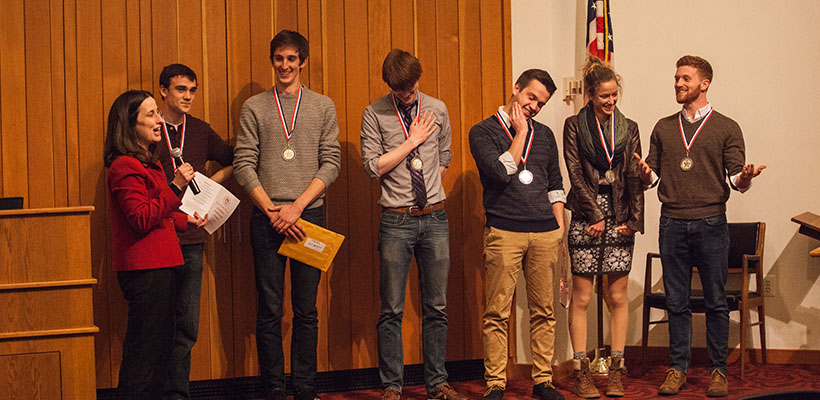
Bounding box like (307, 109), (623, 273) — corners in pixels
(469, 69), (566, 400)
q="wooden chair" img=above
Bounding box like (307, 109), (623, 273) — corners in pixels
(640, 222), (767, 378)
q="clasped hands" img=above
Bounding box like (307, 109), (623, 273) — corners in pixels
(267, 204), (307, 242)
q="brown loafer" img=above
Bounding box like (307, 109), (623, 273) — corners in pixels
(707, 369), (728, 397)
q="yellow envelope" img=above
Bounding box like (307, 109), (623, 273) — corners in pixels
(277, 218), (345, 271)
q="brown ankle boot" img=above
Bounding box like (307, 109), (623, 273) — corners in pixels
(573, 358), (601, 399)
(606, 357), (625, 397)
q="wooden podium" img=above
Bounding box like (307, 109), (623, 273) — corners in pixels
(0, 207), (98, 399)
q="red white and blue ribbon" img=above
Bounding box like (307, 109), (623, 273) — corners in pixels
(391, 93), (420, 140)
(596, 113), (614, 166)
(161, 113), (186, 170)
(678, 108), (713, 154)
(274, 85), (303, 144)
(495, 111), (534, 165)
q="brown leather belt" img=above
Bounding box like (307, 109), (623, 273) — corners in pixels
(383, 202), (445, 216)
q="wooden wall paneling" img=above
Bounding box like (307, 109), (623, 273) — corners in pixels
(227, 0), (258, 377)
(50, 0), (68, 207)
(345, 0), (381, 369)
(299, 0), (332, 372)
(403, 0), (436, 366)
(275, 0), (299, 32)
(178, 0), (205, 118)
(365, 0), (391, 370)
(101, 0), (133, 387)
(139, 0), (154, 89)
(502, 0), (511, 99)
(0, 0), (29, 204)
(434, 0), (466, 362)
(175, 0), (212, 380)
(25, 0), (55, 209)
(62, 0), (81, 206)
(322, 0), (354, 371)
(389, 0), (413, 51)
(125, 0), (142, 89)
(203, 0), (236, 379)
(478, 0), (503, 118)
(73, 0), (113, 387)
(151, 0), (179, 96)
(458, 0), (486, 360)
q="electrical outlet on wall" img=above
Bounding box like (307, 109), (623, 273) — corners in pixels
(763, 276), (775, 297)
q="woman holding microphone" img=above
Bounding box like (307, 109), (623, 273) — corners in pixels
(103, 90), (206, 399)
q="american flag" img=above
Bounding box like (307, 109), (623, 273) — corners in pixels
(587, 0), (614, 62)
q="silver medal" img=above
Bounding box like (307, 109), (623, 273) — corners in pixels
(680, 156), (693, 171)
(282, 146), (295, 161)
(410, 156), (424, 171)
(518, 169), (533, 185)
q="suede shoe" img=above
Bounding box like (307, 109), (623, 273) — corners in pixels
(428, 383), (468, 400)
(482, 385), (504, 400)
(658, 368), (686, 395)
(383, 387), (401, 400)
(707, 369), (728, 397)
(573, 358), (600, 398)
(533, 381), (565, 400)
(606, 357), (625, 397)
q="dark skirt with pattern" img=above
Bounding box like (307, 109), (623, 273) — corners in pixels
(568, 191), (634, 276)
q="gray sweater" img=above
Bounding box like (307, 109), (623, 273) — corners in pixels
(233, 87), (341, 208)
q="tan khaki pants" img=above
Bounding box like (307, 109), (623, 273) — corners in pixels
(482, 226), (562, 387)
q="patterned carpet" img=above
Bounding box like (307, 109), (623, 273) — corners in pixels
(313, 361), (820, 399)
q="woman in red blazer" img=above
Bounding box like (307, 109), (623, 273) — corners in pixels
(103, 90), (205, 399)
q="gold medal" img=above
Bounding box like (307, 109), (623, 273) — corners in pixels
(604, 168), (616, 183)
(410, 156), (423, 171)
(282, 146), (295, 161)
(680, 156), (693, 171)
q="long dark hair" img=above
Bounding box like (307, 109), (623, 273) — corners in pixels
(103, 90), (158, 167)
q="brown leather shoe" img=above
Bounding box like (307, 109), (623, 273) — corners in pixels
(573, 358), (600, 398)
(658, 368), (686, 395)
(383, 387), (401, 400)
(428, 383), (468, 400)
(707, 369), (728, 397)
(606, 357), (625, 397)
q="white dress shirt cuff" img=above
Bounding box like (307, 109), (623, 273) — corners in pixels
(548, 190), (567, 204)
(499, 151), (518, 175)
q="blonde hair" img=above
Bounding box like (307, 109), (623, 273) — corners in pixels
(582, 56), (621, 95)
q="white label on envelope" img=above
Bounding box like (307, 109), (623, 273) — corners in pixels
(304, 238), (326, 253)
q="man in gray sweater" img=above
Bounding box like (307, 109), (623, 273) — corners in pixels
(636, 55), (765, 398)
(233, 30), (340, 400)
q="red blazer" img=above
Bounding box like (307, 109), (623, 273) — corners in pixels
(107, 156), (188, 271)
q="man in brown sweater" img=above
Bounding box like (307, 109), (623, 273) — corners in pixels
(635, 56), (765, 398)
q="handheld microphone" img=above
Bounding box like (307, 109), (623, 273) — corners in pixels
(170, 147), (200, 195)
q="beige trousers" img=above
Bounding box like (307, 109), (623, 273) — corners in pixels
(482, 226), (562, 387)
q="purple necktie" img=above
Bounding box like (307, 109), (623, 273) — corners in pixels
(399, 102), (426, 208)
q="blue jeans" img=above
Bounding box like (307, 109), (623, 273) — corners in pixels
(377, 208), (450, 394)
(251, 206), (324, 400)
(659, 213), (729, 374)
(165, 243), (204, 400)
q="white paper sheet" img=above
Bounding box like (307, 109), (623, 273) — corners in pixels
(179, 172), (240, 234)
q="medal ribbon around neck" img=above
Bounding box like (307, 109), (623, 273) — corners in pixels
(494, 111), (534, 166)
(678, 108), (714, 155)
(596, 113), (615, 167)
(274, 85), (303, 145)
(161, 113), (186, 170)
(391, 93), (420, 140)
